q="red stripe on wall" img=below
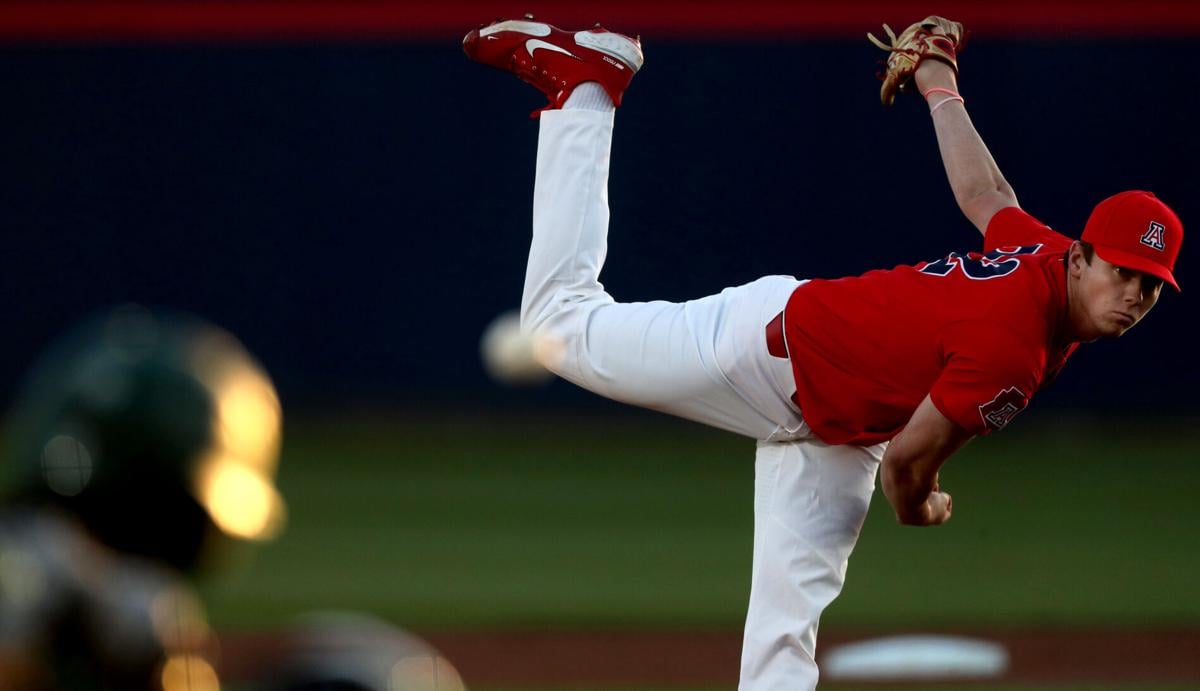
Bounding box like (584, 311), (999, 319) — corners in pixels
(2, 1), (1200, 42)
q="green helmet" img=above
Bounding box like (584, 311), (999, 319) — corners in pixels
(2, 305), (285, 571)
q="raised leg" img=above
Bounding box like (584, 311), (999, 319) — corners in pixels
(522, 109), (802, 440)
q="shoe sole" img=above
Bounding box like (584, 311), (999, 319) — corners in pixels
(479, 19), (642, 73)
(575, 31), (643, 72)
(480, 19), (550, 38)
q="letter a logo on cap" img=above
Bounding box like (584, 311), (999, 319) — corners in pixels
(1141, 221), (1166, 251)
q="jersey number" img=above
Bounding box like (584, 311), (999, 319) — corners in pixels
(920, 244), (1043, 281)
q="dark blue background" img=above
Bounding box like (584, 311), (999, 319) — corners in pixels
(0, 38), (1195, 415)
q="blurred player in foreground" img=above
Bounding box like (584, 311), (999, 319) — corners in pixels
(464, 14), (1184, 690)
(256, 610), (465, 691)
(0, 305), (285, 689)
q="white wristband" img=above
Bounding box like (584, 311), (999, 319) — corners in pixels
(929, 96), (965, 115)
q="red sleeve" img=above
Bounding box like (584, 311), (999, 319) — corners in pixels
(930, 321), (1042, 436)
(984, 207), (1074, 254)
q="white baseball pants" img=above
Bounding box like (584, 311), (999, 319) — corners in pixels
(521, 109), (886, 690)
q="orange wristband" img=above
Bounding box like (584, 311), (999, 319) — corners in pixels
(921, 87), (961, 100)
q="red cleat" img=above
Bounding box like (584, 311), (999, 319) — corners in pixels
(463, 15), (644, 118)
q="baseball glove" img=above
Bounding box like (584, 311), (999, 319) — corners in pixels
(868, 16), (965, 106)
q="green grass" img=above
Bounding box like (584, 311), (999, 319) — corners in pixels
(833, 417), (1200, 629)
(200, 410), (1200, 632)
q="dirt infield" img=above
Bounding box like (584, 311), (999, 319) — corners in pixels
(221, 628), (1200, 686)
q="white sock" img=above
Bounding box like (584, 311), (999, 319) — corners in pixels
(564, 82), (615, 112)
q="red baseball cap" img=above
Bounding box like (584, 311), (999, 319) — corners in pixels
(1081, 190), (1183, 291)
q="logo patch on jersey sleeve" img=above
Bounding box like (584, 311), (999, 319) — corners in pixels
(1140, 221), (1166, 251)
(978, 386), (1027, 431)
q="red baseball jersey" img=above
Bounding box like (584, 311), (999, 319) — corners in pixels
(782, 207), (1079, 445)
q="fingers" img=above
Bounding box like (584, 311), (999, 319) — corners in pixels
(881, 74), (901, 105)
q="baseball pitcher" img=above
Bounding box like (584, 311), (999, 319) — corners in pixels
(463, 15), (1183, 690)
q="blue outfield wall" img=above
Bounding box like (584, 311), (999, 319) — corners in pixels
(0, 38), (1196, 415)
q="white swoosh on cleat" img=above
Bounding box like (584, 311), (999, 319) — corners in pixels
(526, 39), (579, 59)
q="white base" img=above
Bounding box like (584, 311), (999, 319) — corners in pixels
(820, 635), (1010, 680)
